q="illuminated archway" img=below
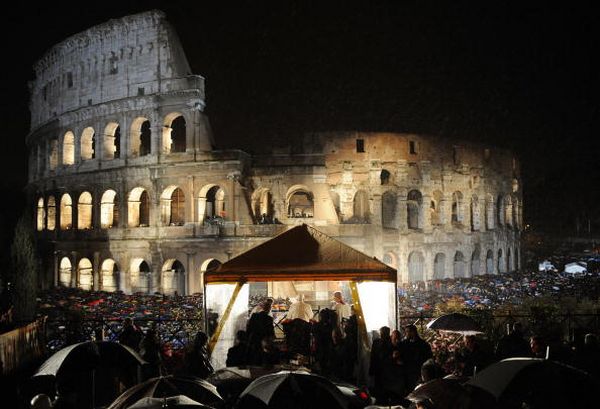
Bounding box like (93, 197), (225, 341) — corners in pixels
(451, 191), (464, 225)
(59, 257), (72, 287)
(130, 258), (152, 294)
(162, 259), (186, 295)
(199, 184), (226, 220)
(81, 127), (95, 160)
(101, 259), (119, 292)
(60, 194), (73, 230)
(434, 253), (446, 279)
(287, 187), (314, 218)
(128, 187), (150, 227)
(77, 191), (93, 229)
(100, 189), (118, 228)
(352, 190), (369, 223)
(36, 198), (45, 231)
(161, 186), (185, 225)
(78, 258), (93, 290)
(162, 112), (186, 153)
(103, 122), (120, 160)
(130, 117), (151, 157)
(430, 190), (443, 226)
(408, 251), (424, 282)
(47, 196), (56, 231)
(62, 131), (75, 165)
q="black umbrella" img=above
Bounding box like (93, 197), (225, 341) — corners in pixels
(426, 313), (483, 335)
(466, 358), (600, 408)
(235, 370), (348, 409)
(107, 375), (223, 409)
(127, 395), (215, 408)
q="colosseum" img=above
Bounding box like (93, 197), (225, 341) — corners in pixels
(27, 10), (522, 295)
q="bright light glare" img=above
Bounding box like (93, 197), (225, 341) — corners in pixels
(357, 281), (395, 332)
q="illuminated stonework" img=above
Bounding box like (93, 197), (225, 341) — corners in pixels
(27, 10), (522, 294)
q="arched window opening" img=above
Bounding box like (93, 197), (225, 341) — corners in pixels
(454, 251), (466, 278)
(130, 118), (151, 157)
(100, 190), (118, 229)
(163, 114), (187, 153)
(60, 194), (73, 230)
(407, 190), (422, 229)
(77, 191), (93, 230)
(451, 191), (463, 225)
(202, 185), (226, 220)
(408, 251), (425, 282)
(103, 123), (120, 160)
(498, 249), (505, 273)
(161, 187), (185, 226)
(380, 169), (391, 185)
(47, 196), (56, 231)
(130, 259), (152, 294)
(486, 195), (495, 230)
(471, 247), (481, 276)
(497, 195), (505, 226)
(62, 131), (75, 165)
(81, 127), (95, 160)
(253, 189), (275, 223)
(59, 257), (72, 287)
(288, 190), (314, 218)
(78, 258), (93, 290)
(434, 253), (446, 279)
(471, 195), (480, 231)
(382, 191), (397, 229)
(430, 191), (443, 226)
(351, 190), (370, 223)
(128, 188), (150, 227)
(37, 198), (45, 231)
(486, 250), (494, 274)
(162, 259), (186, 295)
(101, 259), (119, 292)
(383, 252), (397, 268)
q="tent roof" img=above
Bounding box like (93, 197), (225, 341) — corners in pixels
(205, 224), (396, 283)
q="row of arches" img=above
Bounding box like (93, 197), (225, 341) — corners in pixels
(41, 112), (187, 172)
(36, 184), (226, 231)
(58, 256), (222, 295)
(405, 247), (518, 282)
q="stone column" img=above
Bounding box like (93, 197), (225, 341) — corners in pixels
(186, 252), (196, 295)
(93, 251), (100, 291)
(188, 176), (195, 224)
(397, 194), (407, 233)
(70, 251), (78, 288)
(371, 194), (382, 225)
(53, 252), (59, 287)
(422, 193), (432, 233)
(441, 195), (451, 231)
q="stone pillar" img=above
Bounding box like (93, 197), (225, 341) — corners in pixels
(187, 176), (195, 224)
(186, 252), (196, 295)
(93, 251), (100, 291)
(93, 189), (101, 229)
(53, 252), (59, 287)
(422, 193), (432, 233)
(441, 195), (451, 231)
(397, 194), (407, 233)
(371, 194), (382, 225)
(70, 251), (78, 288)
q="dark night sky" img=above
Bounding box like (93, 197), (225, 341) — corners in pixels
(1, 0), (598, 239)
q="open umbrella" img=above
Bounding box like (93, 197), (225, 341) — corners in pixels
(107, 375), (223, 409)
(235, 370), (348, 409)
(466, 358), (600, 408)
(406, 378), (497, 409)
(426, 313), (483, 335)
(127, 394), (214, 409)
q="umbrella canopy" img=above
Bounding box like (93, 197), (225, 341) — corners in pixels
(466, 358), (600, 408)
(127, 395), (214, 409)
(236, 370), (349, 409)
(426, 313), (483, 335)
(107, 375), (223, 409)
(406, 378), (497, 409)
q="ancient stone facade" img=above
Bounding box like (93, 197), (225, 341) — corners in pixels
(27, 10), (522, 295)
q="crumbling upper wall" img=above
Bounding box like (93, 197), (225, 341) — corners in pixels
(28, 9), (197, 130)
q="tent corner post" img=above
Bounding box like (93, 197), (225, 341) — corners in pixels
(207, 281), (243, 355)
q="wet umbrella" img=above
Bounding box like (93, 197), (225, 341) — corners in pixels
(235, 370), (348, 409)
(406, 378), (497, 409)
(107, 375), (223, 409)
(127, 394), (214, 408)
(426, 312), (483, 335)
(466, 358), (600, 408)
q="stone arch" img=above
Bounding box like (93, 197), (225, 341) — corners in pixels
(78, 258), (93, 290)
(382, 191), (397, 229)
(470, 195), (480, 231)
(252, 188), (275, 222)
(59, 257), (72, 287)
(383, 251), (398, 268)
(407, 190), (422, 229)
(37, 197), (45, 231)
(130, 258), (152, 294)
(100, 189), (119, 229)
(47, 196), (56, 231)
(434, 253), (446, 279)
(408, 251), (425, 282)
(505, 195), (513, 227)
(101, 259), (119, 292)
(161, 186), (186, 226)
(103, 122), (120, 160)
(286, 185), (314, 218)
(195, 258), (222, 294)
(471, 246), (481, 276)
(162, 259), (186, 295)
(163, 112), (187, 153)
(128, 187), (150, 227)
(486, 194), (495, 230)
(430, 190), (443, 226)
(60, 193), (73, 230)
(130, 117), (151, 157)
(451, 191), (464, 224)
(62, 131), (75, 165)
(81, 127), (96, 160)
(77, 191), (93, 230)
(352, 190), (370, 223)
(486, 250), (494, 274)
(199, 184), (227, 220)
(498, 248), (505, 273)
(454, 251), (466, 278)
(380, 169), (391, 185)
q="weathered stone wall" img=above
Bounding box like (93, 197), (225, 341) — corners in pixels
(27, 11), (522, 295)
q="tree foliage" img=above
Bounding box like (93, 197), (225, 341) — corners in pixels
(9, 214), (38, 322)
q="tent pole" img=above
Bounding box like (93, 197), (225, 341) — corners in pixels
(207, 281), (243, 355)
